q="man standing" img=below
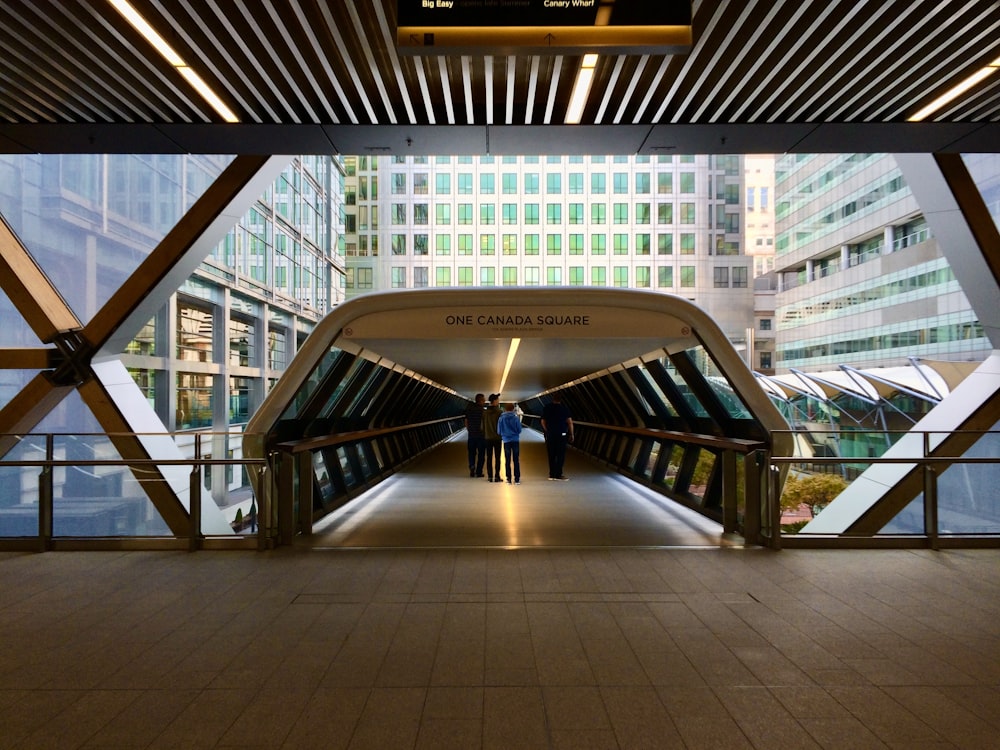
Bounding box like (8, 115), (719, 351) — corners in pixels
(540, 391), (573, 480)
(497, 401), (523, 484)
(465, 393), (486, 477)
(483, 393), (503, 482)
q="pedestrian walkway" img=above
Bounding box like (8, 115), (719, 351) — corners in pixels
(310, 430), (730, 549)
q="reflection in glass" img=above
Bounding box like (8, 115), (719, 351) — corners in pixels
(661, 356), (709, 417)
(664, 444), (685, 490)
(0, 434), (171, 537)
(636, 367), (680, 418)
(177, 373), (214, 429)
(0, 154), (232, 326)
(962, 154), (1000, 231)
(688, 346), (754, 419)
(688, 448), (716, 501)
(0, 438), (37, 537)
(882, 427), (1000, 535)
(286, 347), (348, 419)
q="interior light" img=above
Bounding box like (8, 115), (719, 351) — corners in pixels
(109, 0), (184, 66)
(565, 54), (599, 124)
(109, 0), (239, 123)
(908, 65), (997, 121)
(178, 67), (240, 123)
(498, 338), (521, 394)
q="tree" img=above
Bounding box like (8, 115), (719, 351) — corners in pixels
(780, 472), (848, 518)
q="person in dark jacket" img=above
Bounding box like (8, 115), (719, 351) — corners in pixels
(540, 391), (574, 480)
(465, 393), (486, 477)
(483, 393), (503, 482)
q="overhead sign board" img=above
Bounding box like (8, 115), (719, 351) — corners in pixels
(397, 0), (692, 55)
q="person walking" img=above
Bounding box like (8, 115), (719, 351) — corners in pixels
(465, 393), (486, 477)
(497, 401), (522, 484)
(540, 391), (573, 480)
(483, 393), (503, 482)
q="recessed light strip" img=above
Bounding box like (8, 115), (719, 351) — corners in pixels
(908, 57), (1000, 121)
(498, 338), (521, 395)
(109, 0), (239, 123)
(565, 53), (598, 124)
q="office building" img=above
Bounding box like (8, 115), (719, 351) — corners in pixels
(342, 153), (755, 344)
(772, 154), (990, 373)
(0, 153), (344, 502)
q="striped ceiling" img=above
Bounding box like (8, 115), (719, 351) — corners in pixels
(1, 0), (999, 154)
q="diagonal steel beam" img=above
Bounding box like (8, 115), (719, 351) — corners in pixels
(0, 213), (82, 343)
(0, 348), (59, 369)
(0, 373), (76, 458)
(87, 155), (291, 357)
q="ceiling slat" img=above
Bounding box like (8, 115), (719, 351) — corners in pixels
(1, 0), (999, 146)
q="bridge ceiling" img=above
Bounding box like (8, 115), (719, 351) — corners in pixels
(1, 0), (999, 154)
(343, 334), (675, 402)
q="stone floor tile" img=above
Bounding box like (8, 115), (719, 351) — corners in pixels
(800, 716), (890, 749)
(542, 685), (611, 731)
(600, 685), (685, 748)
(278, 687), (368, 750)
(415, 718), (482, 750)
(483, 686), (549, 750)
(347, 687), (424, 750)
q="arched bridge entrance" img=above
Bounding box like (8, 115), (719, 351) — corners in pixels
(245, 288), (793, 547)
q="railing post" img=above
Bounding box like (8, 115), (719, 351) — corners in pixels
(924, 464), (938, 550)
(263, 451), (280, 548)
(921, 431), (938, 550)
(743, 450), (762, 544)
(38, 433), (54, 552)
(721, 449), (738, 534)
(767, 465), (783, 550)
(298, 451), (314, 536)
(278, 450), (296, 546)
(189, 433), (202, 551)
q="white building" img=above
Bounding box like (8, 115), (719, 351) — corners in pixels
(744, 155), (776, 277)
(343, 153), (754, 343)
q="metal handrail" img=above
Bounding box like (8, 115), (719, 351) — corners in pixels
(573, 420), (767, 453)
(273, 416), (462, 454)
(770, 429), (1000, 547)
(0, 431), (274, 552)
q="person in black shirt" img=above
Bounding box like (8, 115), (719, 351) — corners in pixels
(540, 391), (574, 480)
(465, 393), (487, 477)
(483, 393), (503, 482)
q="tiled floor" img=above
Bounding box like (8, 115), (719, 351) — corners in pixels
(3, 547), (1000, 748)
(2, 433), (1000, 748)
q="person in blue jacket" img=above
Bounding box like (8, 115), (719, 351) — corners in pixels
(497, 401), (523, 485)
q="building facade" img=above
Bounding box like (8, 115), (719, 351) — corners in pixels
(122, 156), (346, 434)
(772, 153), (990, 373)
(342, 153), (755, 344)
(0, 153), (345, 437)
(744, 154), (776, 278)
